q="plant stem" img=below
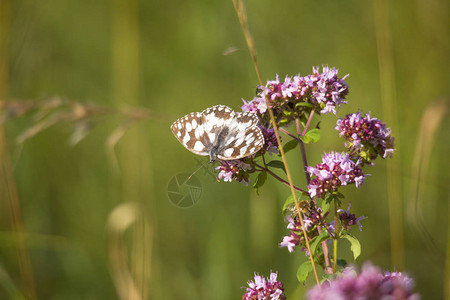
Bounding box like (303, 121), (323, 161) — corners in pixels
(278, 127), (300, 142)
(232, 0), (320, 285)
(255, 164), (307, 194)
(302, 110), (315, 137)
(333, 199), (338, 273)
(317, 226), (333, 274)
(296, 119), (311, 185)
(280, 120), (312, 185)
(296, 114), (335, 275)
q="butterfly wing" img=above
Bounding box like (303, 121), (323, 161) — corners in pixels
(201, 105), (236, 146)
(171, 112), (210, 156)
(171, 105), (264, 161)
(217, 111), (264, 160)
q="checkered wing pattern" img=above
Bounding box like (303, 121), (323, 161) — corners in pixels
(171, 111), (209, 156)
(216, 111), (264, 160)
(201, 105), (236, 146)
(171, 105), (264, 161)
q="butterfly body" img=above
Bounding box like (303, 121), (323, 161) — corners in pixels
(171, 105), (264, 162)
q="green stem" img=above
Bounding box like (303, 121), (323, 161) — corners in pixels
(295, 118), (311, 184)
(333, 199), (338, 272)
(232, 0), (320, 285)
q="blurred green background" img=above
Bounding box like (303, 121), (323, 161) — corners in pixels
(1, 0), (449, 299)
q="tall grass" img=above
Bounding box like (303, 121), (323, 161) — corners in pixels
(406, 98), (449, 298)
(373, 0), (404, 270)
(1, 1), (37, 299)
(110, 0), (153, 299)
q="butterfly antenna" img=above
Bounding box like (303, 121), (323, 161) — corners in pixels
(186, 159), (209, 182)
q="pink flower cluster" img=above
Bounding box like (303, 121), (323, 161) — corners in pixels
(216, 159), (252, 186)
(336, 203), (367, 231)
(241, 96), (268, 114)
(279, 202), (366, 253)
(279, 203), (329, 253)
(335, 112), (395, 161)
(242, 66), (349, 120)
(242, 272), (286, 300)
(307, 152), (366, 199)
(258, 125), (279, 155)
(307, 263), (420, 300)
(278, 215), (303, 253)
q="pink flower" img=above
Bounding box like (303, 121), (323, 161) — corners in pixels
(307, 152), (367, 199)
(242, 271), (286, 300)
(306, 263), (420, 300)
(335, 112), (395, 163)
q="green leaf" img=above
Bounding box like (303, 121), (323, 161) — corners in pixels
(321, 200), (331, 214)
(300, 128), (321, 144)
(325, 194), (334, 204)
(267, 160), (286, 174)
(282, 139), (299, 154)
(282, 192), (302, 215)
(295, 102), (313, 108)
(253, 171), (267, 195)
(297, 261), (313, 284)
(320, 273), (338, 283)
(310, 231), (329, 256)
(282, 197), (295, 215)
(360, 150), (369, 160)
(342, 234), (361, 261)
(278, 118), (290, 127)
(298, 116), (307, 128)
(336, 192), (344, 199)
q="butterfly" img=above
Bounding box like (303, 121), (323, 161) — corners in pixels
(171, 105), (265, 162)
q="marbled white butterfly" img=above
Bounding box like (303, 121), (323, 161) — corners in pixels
(171, 105), (264, 162)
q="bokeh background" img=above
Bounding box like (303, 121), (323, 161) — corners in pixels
(0, 0), (449, 299)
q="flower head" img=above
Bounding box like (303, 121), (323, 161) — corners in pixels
(216, 159), (253, 186)
(242, 271), (286, 300)
(308, 65), (349, 114)
(241, 97), (268, 115)
(331, 202), (367, 231)
(258, 125), (279, 155)
(335, 112), (395, 163)
(307, 152), (367, 199)
(242, 66), (349, 128)
(306, 262), (420, 300)
(279, 203), (329, 253)
(279, 216), (302, 253)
